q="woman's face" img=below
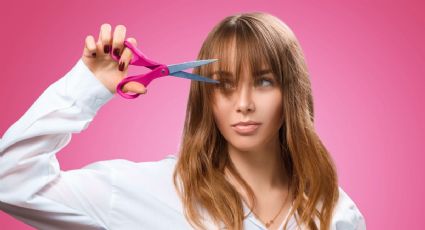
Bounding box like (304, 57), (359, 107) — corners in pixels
(211, 65), (284, 152)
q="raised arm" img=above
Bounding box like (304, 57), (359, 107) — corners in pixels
(0, 23), (146, 229)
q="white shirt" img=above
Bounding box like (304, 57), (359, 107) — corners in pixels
(0, 58), (366, 230)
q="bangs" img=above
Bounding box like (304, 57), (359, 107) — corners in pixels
(195, 17), (283, 91)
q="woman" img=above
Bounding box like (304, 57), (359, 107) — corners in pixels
(0, 12), (365, 230)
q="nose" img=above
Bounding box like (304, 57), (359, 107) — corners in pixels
(235, 83), (255, 114)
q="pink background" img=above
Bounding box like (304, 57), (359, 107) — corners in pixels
(1, 0), (424, 229)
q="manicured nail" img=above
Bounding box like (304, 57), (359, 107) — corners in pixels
(113, 48), (121, 57)
(104, 45), (110, 54)
(92, 52), (96, 57)
(119, 61), (125, 71)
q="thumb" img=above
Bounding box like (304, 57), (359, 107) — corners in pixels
(122, 82), (147, 94)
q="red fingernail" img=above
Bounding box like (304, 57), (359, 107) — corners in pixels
(92, 52), (96, 57)
(104, 45), (110, 54)
(119, 62), (125, 71)
(113, 48), (121, 57)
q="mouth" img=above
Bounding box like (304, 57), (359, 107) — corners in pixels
(231, 121), (261, 135)
(231, 121), (261, 126)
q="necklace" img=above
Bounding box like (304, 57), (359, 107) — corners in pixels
(243, 187), (290, 229)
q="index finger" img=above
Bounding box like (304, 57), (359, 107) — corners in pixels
(112, 25), (126, 58)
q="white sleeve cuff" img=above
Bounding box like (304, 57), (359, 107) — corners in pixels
(48, 58), (115, 114)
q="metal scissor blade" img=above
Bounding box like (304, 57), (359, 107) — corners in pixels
(170, 71), (220, 83)
(167, 59), (218, 74)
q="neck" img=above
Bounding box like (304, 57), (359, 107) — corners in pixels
(225, 135), (289, 195)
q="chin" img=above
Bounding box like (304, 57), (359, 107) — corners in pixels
(228, 138), (263, 152)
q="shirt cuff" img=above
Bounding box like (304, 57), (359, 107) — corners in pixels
(51, 58), (115, 114)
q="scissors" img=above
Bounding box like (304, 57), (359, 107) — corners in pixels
(110, 40), (219, 99)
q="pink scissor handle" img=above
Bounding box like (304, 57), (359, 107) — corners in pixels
(112, 39), (166, 99)
(116, 65), (169, 99)
(111, 40), (161, 67)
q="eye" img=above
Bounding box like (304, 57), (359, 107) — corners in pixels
(224, 81), (235, 89)
(256, 77), (274, 87)
(216, 79), (236, 90)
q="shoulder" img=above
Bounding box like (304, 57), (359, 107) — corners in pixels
(81, 154), (178, 172)
(78, 154), (183, 213)
(80, 153), (179, 192)
(77, 154), (178, 184)
(331, 186), (367, 230)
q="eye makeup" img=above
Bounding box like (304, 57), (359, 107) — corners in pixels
(210, 68), (276, 92)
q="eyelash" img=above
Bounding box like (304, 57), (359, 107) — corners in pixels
(256, 77), (273, 87)
(215, 81), (233, 91)
(216, 77), (274, 90)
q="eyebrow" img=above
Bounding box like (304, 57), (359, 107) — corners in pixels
(253, 69), (273, 76)
(211, 69), (272, 78)
(211, 70), (232, 76)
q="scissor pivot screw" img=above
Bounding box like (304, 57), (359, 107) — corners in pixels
(161, 69), (165, 73)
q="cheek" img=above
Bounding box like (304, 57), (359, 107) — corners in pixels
(211, 95), (234, 136)
(260, 91), (283, 124)
(212, 97), (227, 127)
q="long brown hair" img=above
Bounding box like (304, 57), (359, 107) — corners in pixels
(173, 12), (339, 230)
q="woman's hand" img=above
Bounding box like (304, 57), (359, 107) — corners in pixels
(81, 23), (146, 95)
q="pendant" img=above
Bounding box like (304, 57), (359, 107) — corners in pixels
(265, 220), (273, 228)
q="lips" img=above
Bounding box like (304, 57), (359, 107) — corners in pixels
(231, 121), (261, 126)
(231, 121), (261, 135)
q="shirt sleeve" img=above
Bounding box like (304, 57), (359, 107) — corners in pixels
(332, 187), (367, 230)
(0, 58), (117, 230)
